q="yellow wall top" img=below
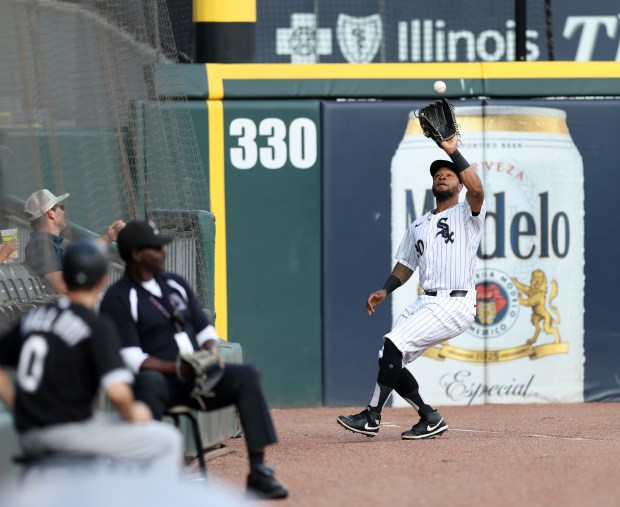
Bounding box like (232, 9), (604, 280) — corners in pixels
(193, 0), (256, 23)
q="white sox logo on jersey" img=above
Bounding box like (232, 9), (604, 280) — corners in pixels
(436, 217), (454, 244)
(415, 217), (455, 258)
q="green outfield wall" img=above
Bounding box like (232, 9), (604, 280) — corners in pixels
(136, 99), (323, 406)
(221, 101), (322, 406)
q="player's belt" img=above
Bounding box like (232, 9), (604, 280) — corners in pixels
(424, 290), (468, 297)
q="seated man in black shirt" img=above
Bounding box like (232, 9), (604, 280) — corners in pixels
(99, 220), (288, 500)
(0, 240), (183, 474)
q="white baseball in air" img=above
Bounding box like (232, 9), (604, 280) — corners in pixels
(433, 80), (447, 94)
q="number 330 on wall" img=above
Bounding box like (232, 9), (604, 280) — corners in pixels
(229, 117), (318, 170)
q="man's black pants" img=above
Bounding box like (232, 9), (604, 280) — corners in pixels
(133, 364), (277, 450)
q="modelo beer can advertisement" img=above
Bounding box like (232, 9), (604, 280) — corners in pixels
(390, 104), (585, 405)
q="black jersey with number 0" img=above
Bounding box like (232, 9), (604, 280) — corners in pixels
(0, 299), (129, 432)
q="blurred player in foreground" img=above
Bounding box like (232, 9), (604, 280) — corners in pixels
(338, 106), (486, 440)
(0, 240), (183, 474)
(0, 473), (247, 507)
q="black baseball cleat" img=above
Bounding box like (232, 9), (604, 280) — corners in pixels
(401, 409), (448, 440)
(337, 407), (381, 437)
(247, 464), (289, 500)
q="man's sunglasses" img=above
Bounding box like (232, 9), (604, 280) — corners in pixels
(51, 203), (65, 211)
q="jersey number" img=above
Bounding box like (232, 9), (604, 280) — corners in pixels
(16, 335), (49, 392)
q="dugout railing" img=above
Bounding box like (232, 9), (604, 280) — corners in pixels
(1, 197), (216, 311)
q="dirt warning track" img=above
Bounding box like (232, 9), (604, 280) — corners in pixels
(207, 403), (620, 507)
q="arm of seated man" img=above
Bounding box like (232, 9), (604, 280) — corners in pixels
(139, 355), (192, 377)
(106, 381), (152, 423)
(44, 271), (68, 294)
(100, 220), (126, 244)
(0, 239), (18, 264)
(0, 369), (15, 410)
(196, 324), (220, 353)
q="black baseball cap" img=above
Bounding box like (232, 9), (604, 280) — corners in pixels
(62, 240), (109, 290)
(117, 220), (173, 262)
(430, 160), (462, 182)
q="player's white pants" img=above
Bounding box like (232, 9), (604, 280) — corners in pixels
(19, 411), (184, 476)
(385, 293), (476, 364)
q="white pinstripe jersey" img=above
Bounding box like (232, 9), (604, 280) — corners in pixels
(396, 199), (486, 292)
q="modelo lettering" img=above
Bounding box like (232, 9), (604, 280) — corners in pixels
(406, 190), (569, 260)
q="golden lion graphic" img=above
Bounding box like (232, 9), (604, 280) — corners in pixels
(512, 270), (561, 345)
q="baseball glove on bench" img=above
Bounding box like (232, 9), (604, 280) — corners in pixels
(416, 98), (459, 146)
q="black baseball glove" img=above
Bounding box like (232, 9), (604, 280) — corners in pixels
(416, 98), (459, 146)
(176, 349), (225, 401)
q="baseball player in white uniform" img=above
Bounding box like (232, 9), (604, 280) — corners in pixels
(338, 134), (486, 439)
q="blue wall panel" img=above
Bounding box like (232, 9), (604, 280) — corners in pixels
(323, 98), (620, 406)
(322, 100), (425, 406)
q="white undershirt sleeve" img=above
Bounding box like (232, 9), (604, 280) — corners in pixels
(196, 324), (219, 347)
(101, 368), (134, 389)
(120, 346), (149, 374)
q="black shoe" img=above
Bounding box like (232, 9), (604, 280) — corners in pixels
(401, 409), (448, 440)
(247, 464), (289, 500)
(337, 407), (381, 437)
